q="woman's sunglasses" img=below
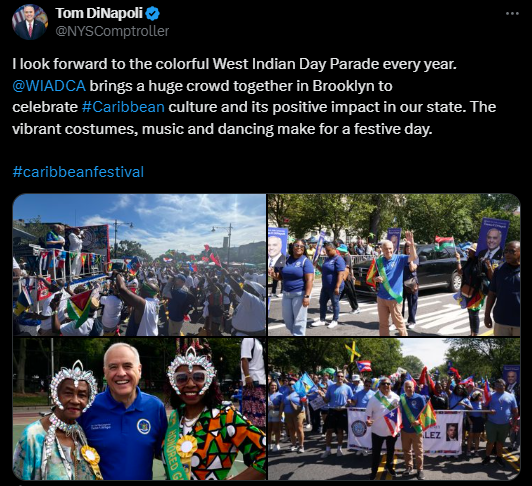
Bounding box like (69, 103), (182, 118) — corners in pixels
(175, 370), (208, 386)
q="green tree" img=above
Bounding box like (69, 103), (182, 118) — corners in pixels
(115, 240), (152, 262)
(401, 355), (425, 376)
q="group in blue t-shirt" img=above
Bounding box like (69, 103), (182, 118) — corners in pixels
(377, 254), (410, 300)
(280, 256), (315, 293)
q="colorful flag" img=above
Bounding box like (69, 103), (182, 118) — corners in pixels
(66, 290), (93, 328)
(81, 253), (87, 268)
(418, 400), (438, 431)
(190, 255), (196, 261)
(405, 372), (417, 390)
(56, 251), (67, 269)
(383, 407), (402, 437)
(366, 258), (378, 288)
(293, 373), (317, 397)
(210, 253), (222, 267)
(127, 256), (142, 275)
(434, 236), (455, 251)
(483, 380), (492, 405)
(313, 231), (326, 264)
(357, 361), (372, 373)
(345, 341), (362, 362)
(202, 257), (209, 263)
(163, 257), (173, 263)
(37, 277), (51, 301)
(13, 281), (33, 316)
(418, 366), (435, 396)
(459, 376), (475, 386)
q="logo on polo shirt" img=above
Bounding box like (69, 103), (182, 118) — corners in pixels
(352, 420), (367, 437)
(137, 418), (151, 435)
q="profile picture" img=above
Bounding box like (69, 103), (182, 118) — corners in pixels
(446, 423), (459, 441)
(12, 5), (48, 40)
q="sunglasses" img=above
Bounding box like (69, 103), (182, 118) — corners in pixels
(174, 370), (209, 386)
(293, 244), (305, 249)
(381, 383), (391, 386)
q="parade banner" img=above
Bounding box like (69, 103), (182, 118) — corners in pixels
(268, 227), (288, 268)
(476, 218), (510, 264)
(348, 409), (463, 455)
(387, 228), (402, 254)
(313, 231), (326, 264)
(503, 365), (520, 393)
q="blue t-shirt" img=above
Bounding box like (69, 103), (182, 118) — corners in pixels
(377, 254), (410, 300)
(283, 391), (302, 413)
(354, 389), (375, 408)
(449, 393), (472, 411)
(46, 231), (64, 250)
(470, 400), (484, 418)
(325, 383), (354, 409)
(269, 392), (283, 409)
(280, 256), (315, 293)
(489, 263), (520, 327)
(400, 393), (427, 433)
(77, 387), (168, 480)
(167, 287), (190, 322)
(279, 385), (291, 396)
(487, 392), (518, 425)
(349, 383), (364, 394)
(321, 256), (346, 291)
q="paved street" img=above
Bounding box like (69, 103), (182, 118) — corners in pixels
(268, 284), (492, 337)
(268, 429), (520, 481)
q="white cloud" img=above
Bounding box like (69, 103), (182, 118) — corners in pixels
(399, 338), (450, 370)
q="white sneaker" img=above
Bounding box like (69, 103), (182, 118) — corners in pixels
(406, 323), (416, 329)
(290, 445), (298, 452)
(312, 320), (327, 327)
(349, 308), (361, 314)
(337, 449), (344, 456)
(274, 444), (281, 451)
(328, 321), (338, 329)
(389, 324), (397, 331)
(327, 306), (333, 312)
(321, 450), (331, 459)
(297, 446), (305, 453)
(305, 424), (312, 430)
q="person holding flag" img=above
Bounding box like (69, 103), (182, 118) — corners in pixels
(365, 378), (401, 480)
(317, 369), (354, 458)
(373, 231), (418, 336)
(399, 381), (427, 479)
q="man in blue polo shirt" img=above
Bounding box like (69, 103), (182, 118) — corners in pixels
(353, 378), (376, 408)
(374, 231), (417, 336)
(77, 343), (168, 480)
(399, 381), (427, 479)
(484, 241), (521, 337)
(483, 379), (519, 468)
(318, 370), (354, 458)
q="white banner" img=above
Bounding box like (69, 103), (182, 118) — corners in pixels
(348, 409), (464, 456)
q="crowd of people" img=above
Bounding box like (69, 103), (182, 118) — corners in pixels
(14, 225), (267, 337)
(268, 232), (521, 337)
(13, 339), (266, 480)
(268, 367), (520, 480)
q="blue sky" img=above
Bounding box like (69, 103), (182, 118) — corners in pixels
(398, 338), (450, 369)
(13, 194), (266, 257)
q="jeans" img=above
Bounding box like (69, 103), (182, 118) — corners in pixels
(319, 287), (340, 321)
(402, 290), (418, 324)
(282, 291), (308, 336)
(467, 309), (480, 334)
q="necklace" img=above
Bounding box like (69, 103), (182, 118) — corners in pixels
(180, 407), (207, 434)
(50, 412), (79, 437)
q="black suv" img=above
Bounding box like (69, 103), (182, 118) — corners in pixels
(352, 244), (467, 297)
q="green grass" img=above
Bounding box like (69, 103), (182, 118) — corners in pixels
(13, 395), (49, 407)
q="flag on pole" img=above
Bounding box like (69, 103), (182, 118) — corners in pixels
(418, 400), (438, 431)
(383, 407), (402, 437)
(366, 258), (378, 288)
(434, 236), (455, 252)
(345, 341), (361, 362)
(127, 256), (142, 275)
(357, 361), (372, 373)
(459, 376), (475, 386)
(405, 372), (417, 390)
(418, 366), (435, 396)
(293, 373), (317, 397)
(163, 257), (173, 263)
(66, 290), (93, 328)
(37, 277), (52, 301)
(209, 253), (222, 267)
(483, 379), (492, 405)
(14, 281), (33, 316)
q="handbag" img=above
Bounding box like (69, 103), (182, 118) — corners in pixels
(404, 278), (419, 294)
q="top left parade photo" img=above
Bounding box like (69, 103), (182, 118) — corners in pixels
(12, 194), (267, 337)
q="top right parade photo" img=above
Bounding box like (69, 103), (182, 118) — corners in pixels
(267, 194), (520, 338)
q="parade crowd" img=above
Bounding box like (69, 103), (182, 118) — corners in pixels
(268, 232), (520, 337)
(268, 367), (520, 480)
(14, 225), (266, 337)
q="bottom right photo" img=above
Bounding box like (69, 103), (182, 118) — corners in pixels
(267, 337), (520, 481)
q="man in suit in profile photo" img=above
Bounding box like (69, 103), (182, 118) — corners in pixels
(14, 5), (46, 40)
(268, 236), (286, 269)
(477, 228), (504, 261)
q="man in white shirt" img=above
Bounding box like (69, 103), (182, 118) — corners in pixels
(366, 379), (401, 480)
(68, 227), (85, 279)
(100, 291), (124, 336)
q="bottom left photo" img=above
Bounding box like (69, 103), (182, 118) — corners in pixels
(13, 337), (266, 481)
